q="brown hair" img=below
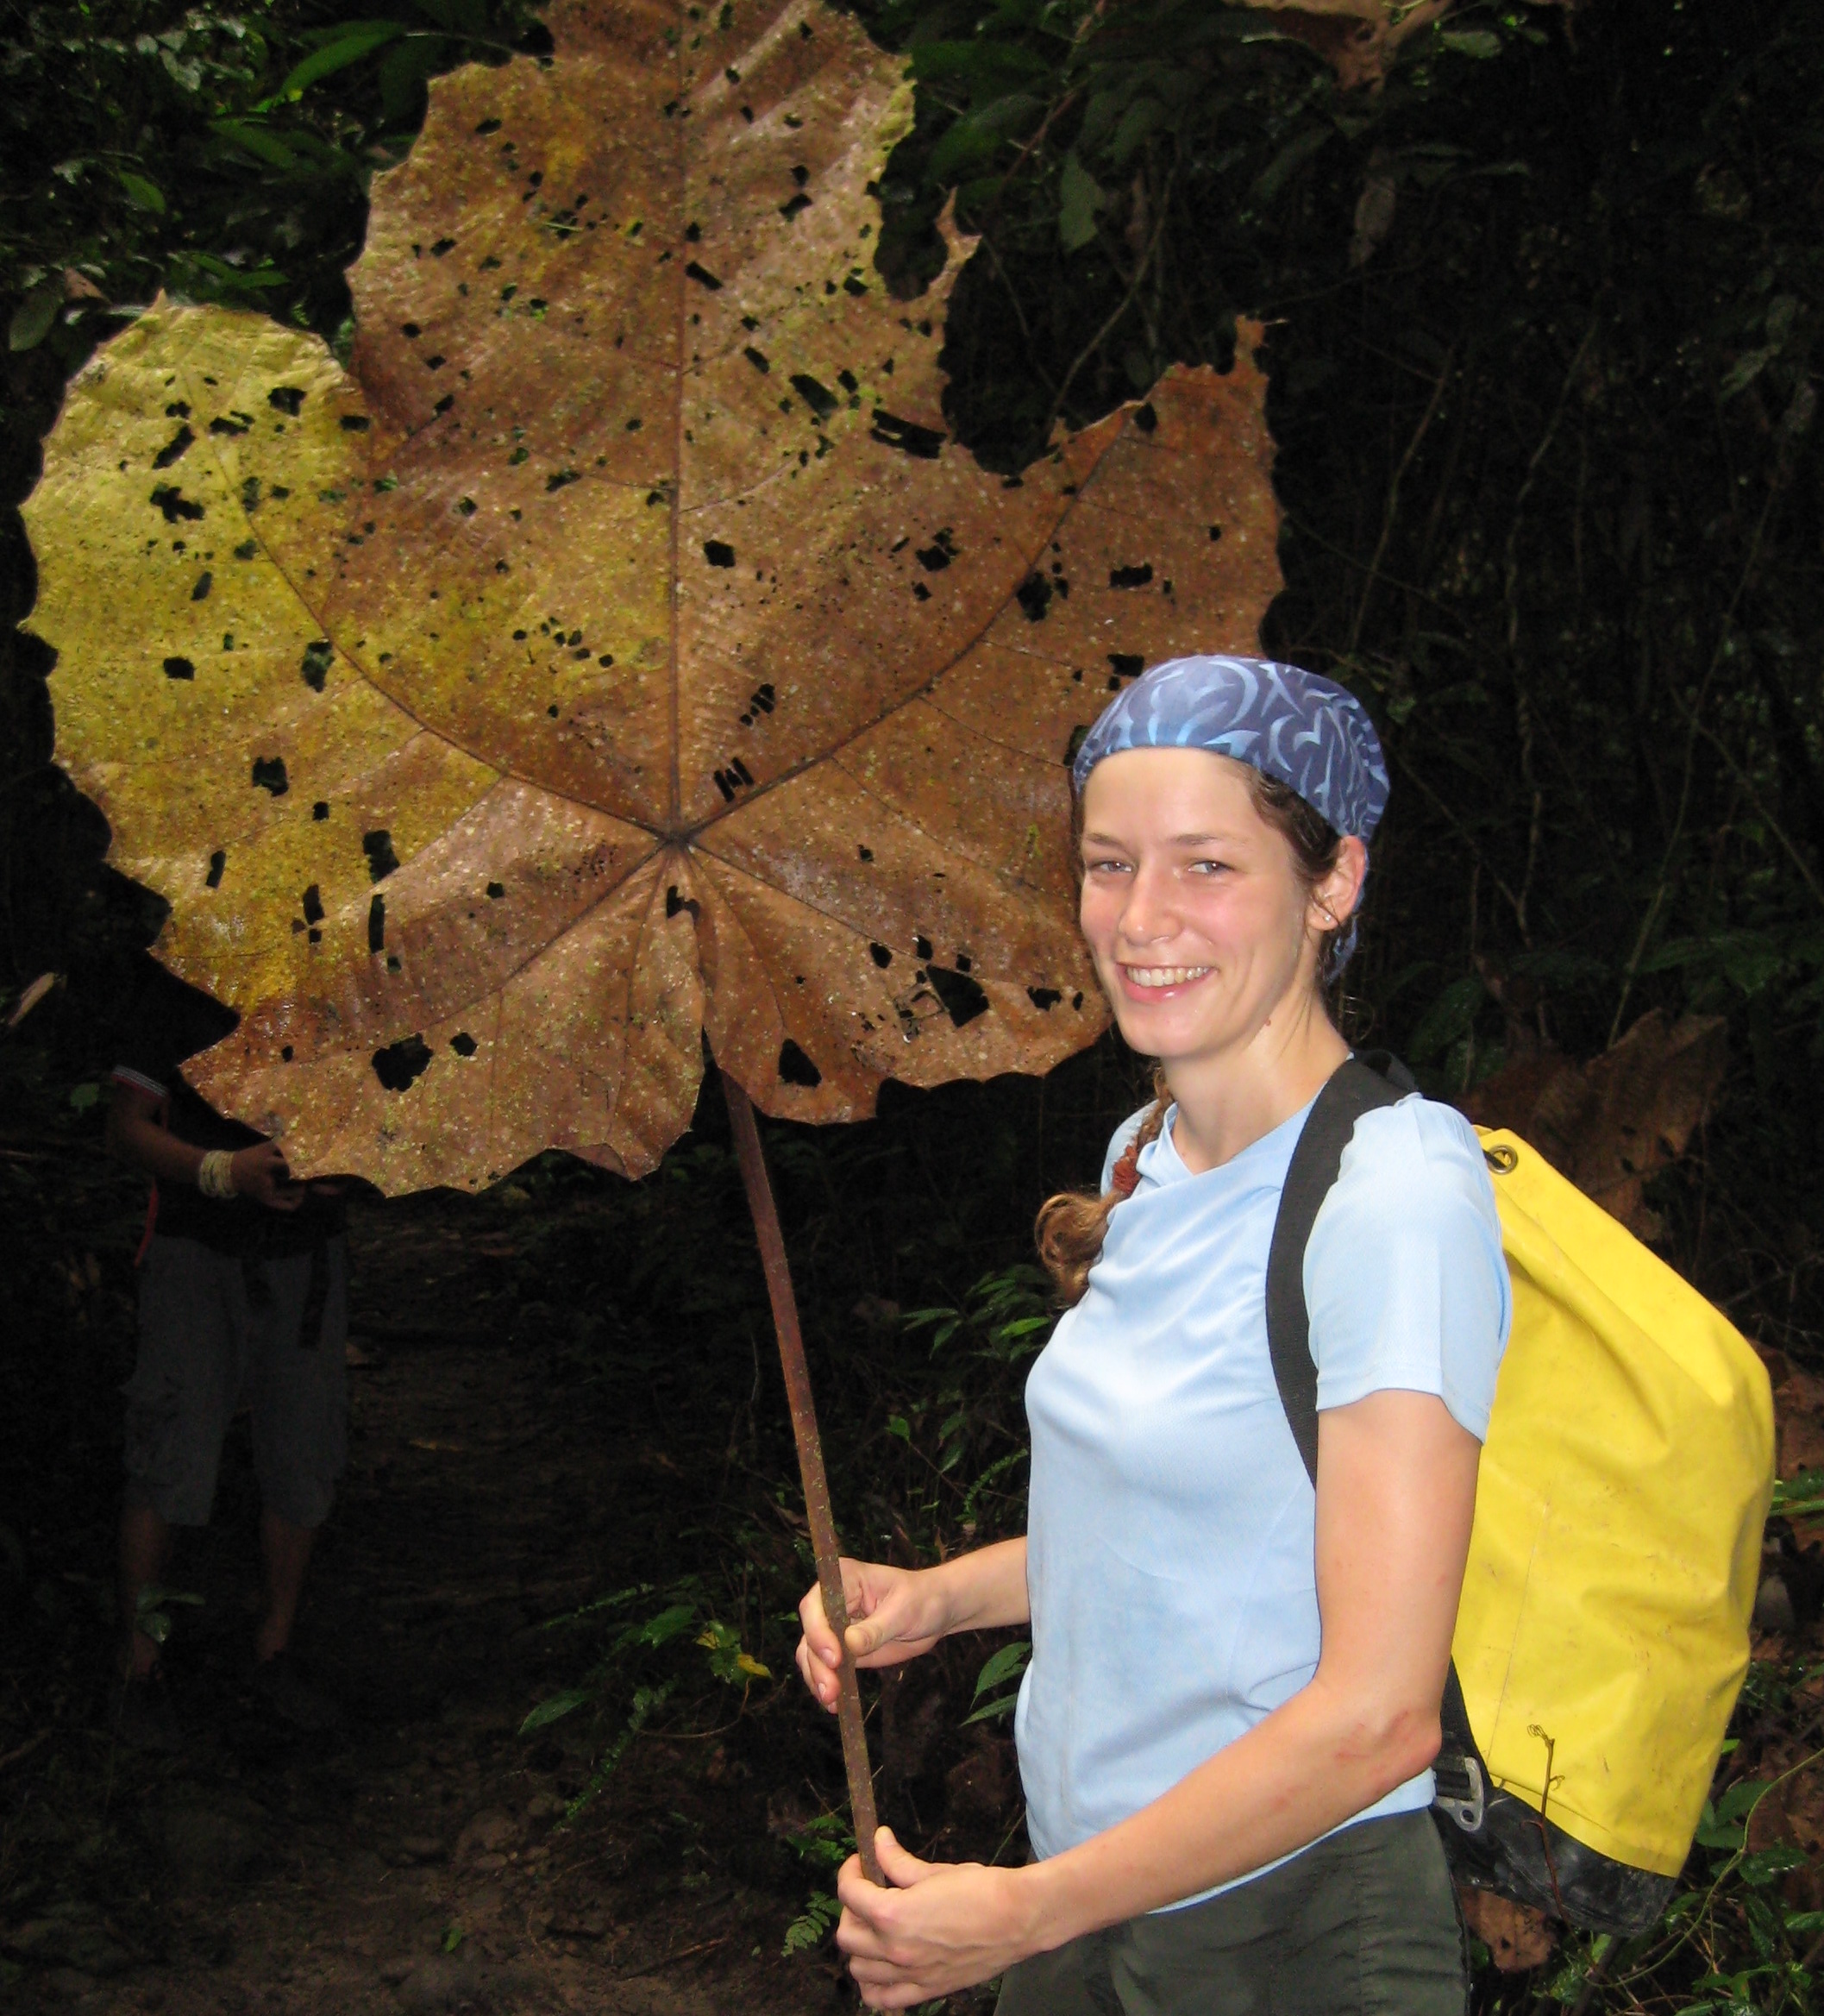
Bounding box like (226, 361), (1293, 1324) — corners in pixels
(1034, 768), (1350, 1307)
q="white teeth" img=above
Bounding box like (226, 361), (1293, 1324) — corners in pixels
(1125, 965), (1210, 988)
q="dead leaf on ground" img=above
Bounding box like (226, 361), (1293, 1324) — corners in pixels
(24, 0), (1282, 1195)
(1457, 1886), (1557, 1971)
(1462, 1008), (1727, 1240)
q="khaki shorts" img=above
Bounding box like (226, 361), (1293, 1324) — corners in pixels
(996, 1810), (1467, 2016)
(123, 1234), (348, 1529)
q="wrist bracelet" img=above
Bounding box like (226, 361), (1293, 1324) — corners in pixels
(197, 1148), (240, 1200)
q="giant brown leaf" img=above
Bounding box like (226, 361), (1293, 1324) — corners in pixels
(23, 0), (1282, 1192)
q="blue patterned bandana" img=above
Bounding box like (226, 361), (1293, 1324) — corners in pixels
(1071, 655), (1388, 840)
(1071, 656), (1388, 977)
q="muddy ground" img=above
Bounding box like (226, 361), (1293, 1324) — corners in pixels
(0, 1159), (1022, 2016)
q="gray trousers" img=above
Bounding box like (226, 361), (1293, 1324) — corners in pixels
(996, 1811), (1467, 2016)
(123, 1234), (348, 1529)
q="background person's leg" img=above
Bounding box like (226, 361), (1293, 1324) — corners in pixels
(118, 1236), (242, 1675)
(117, 1501), (172, 1676)
(245, 1240), (348, 1725)
(255, 1508), (317, 1663)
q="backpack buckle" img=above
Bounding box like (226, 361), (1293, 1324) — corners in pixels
(1433, 1752), (1485, 1833)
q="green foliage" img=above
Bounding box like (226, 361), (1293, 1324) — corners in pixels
(518, 1576), (770, 1824)
(779, 1815), (854, 1956)
(780, 1887), (839, 1956)
(0, 0), (548, 394)
(130, 1582), (203, 1647)
(963, 1636), (1029, 1725)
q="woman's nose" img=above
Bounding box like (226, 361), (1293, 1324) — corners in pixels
(1118, 864), (1177, 946)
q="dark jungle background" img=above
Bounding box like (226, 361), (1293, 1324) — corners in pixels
(3, 0), (1823, 2010)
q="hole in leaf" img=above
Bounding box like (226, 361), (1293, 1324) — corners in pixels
(1015, 572), (1052, 621)
(1028, 986), (1061, 1011)
(205, 849), (226, 888)
(301, 640), (334, 690)
(450, 1031), (477, 1056)
(870, 412), (943, 459)
(486, 882), (505, 899)
(1107, 652), (1144, 679)
(191, 570), (212, 601)
(301, 884), (324, 926)
(925, 964), (988, 1028)
(779, 194), (811, 222)
(150, 483), (204, 524)
(778, 1040), (821, 1088)
(251, 757), (288, 795)
(372, 1034), (432, 1093)
(368, 894), (385, 952)
(363, 830), (400, 882)
(789, 373), (837, 421)
(1133, 402), (1157, 433)
(312, 801), (329, 821)
(153, 424), (195, 468)
(267, 387), (304, 416)
(1109, 562), (1154, 589)
(684, 261), (723, 290)
(914, 933), (932, 959)
(162, 656), (195, 681)
(704, 539), (736, 568)
(869, 943), (892, 969)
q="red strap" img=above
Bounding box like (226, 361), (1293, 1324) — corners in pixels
(135, 1183), (160, 1266)
(1107, 1140), (1142, 1199)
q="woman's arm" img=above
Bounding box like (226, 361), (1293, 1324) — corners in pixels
(796, 1537), (1030, 1711)
(106, 1080), (303, 1210)
(834, 1389), (1480, 2009)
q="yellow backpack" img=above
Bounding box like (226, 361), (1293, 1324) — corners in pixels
(1267, 1058), (1775, 1931)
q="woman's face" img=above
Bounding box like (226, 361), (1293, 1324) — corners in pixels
(1077, 748), (1359, 1072)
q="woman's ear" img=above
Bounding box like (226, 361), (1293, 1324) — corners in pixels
(1310, 835), (1370, 936)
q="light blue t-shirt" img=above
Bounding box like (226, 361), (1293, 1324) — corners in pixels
(1016, 1090), (1511, 1904)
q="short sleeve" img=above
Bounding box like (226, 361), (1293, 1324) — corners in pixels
(1304, 1096), (1510, 1439)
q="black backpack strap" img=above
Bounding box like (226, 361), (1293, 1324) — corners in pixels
(1265, 1057), (1517, 1886)
(1263, 1052), (1415, 1485)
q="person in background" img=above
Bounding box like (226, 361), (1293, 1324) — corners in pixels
(107, 965), (348, 1740)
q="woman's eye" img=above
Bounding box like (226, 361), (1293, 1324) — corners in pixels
(1084, 857), (1130, 875)
(1188, 858), (1228, 876)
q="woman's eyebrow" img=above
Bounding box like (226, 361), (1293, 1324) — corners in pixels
(1080, 830), (1244, 847)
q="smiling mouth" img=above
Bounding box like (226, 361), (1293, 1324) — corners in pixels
(1121, 965), (1212, 989)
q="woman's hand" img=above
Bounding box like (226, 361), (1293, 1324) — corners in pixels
(795, 1559), (950, 1710)
(229, 1140), (304, 1211)
(836, 1829), (1041, 2010)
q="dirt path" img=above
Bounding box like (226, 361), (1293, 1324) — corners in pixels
(4, 1196), (861, 2016)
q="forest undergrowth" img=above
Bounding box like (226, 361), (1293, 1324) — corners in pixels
(4, 0), (1824, 2009)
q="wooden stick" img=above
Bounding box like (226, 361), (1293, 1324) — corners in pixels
(720, 1068), (884, 1886)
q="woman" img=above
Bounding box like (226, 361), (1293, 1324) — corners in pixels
(796, 655), (1509, 2014)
